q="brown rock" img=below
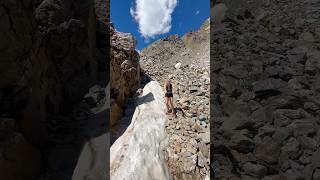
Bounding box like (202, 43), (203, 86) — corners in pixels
(229, 133), (254, 153)
(0, 131), (42, 180)
(111, 27), (140, 125)
(243, 162), (268, 178)
(110, 102), (123, 126)
(255, 137), (281, 164)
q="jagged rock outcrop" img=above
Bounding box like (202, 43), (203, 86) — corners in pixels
(110, 81), (170, 180)
(0, 0), (108, 179)
(212, 1), (320, 179)
(140, 19), (210, 179)
(110, 25), (140, 126)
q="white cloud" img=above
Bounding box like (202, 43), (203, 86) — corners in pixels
(130, 0), (178, 39)
(195, 10), (200, 15)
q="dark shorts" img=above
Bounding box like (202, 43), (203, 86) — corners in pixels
(165, 92), (173, 98)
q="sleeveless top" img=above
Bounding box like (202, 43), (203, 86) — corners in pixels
(166, 83), (172, 93)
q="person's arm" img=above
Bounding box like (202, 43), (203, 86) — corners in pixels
(163, 82), (167, 92)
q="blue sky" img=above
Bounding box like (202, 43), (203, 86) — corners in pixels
(111, 0), (209, 50)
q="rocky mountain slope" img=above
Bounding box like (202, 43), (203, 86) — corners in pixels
(0, 0), (108, 179)
(212, 1), (320, 179)
(140, 18), (210, 180)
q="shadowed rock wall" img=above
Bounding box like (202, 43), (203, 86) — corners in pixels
(0, 0), (108, 179)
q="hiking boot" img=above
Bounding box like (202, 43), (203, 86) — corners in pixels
(166, 109), (174, 115)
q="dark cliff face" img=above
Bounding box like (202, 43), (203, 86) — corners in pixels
(1, 0), (98, 147)
(0, 0), (108, 179)
(212, 1), (320, 179)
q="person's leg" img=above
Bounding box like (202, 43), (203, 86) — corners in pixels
(165, 97), (170, 112)
(169, 97), (174, 113)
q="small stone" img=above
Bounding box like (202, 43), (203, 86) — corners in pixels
(182, 105), (190, 110)
(179, 97), (189, 104)
(193, 123), (201, 132)
(197, 152), (206, 167)
(136, 88), (143, 95)
(258, 126), (276, 138)
(229, 133), (254, 153)
(197, 132), (210, 144)
(288, 78), (303, 90)
(304, 102), (319, 111)
(282, 138), (301, 160)
(199, 114), (206, 121)
(283, 169), (304, 180)
(252, 78), (284, 92)
(299, 32), (314, 42)
(181, 155), (197, 172)
(299, 154), (311, 165)
(256, 137), (281, 164)
(288, 120), (317, 137)
(189, 86), (199, 93)
(298, 136), (317, 150)
(273, 109), (304, 127)
(220, 111), (253, 134)
(196, 91), (205, 96)
(243, 162), (268, 178)
(175, 62), (182, 69)
(272, 127), (291, 144)
(200, 121), (207, 127)
(198, 142), (209, 158)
